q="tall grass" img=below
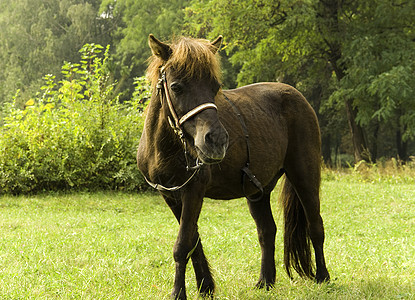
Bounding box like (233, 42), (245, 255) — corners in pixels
(0, 176), (414, 299)
(323, 157), (415, 184)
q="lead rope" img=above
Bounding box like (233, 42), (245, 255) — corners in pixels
(143, 168), (201, 192)
(222, 93), (264, 202)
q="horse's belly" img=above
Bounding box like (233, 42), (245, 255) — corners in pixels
(205, 134), (286, 200)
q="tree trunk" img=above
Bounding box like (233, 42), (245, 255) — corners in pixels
(307, 84), (333, 165)
(345, 99), (370, 162)
(371, 122), (380, 162)
(331, 59), (370, 162)
(321, 134), (332, 166)
(319, 0), (371, 163)
(396, 127), (408, 161)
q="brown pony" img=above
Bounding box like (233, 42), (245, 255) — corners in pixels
(137, 34), (330, 299)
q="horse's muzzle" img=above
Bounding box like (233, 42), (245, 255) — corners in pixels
(195, 126), (229, 164)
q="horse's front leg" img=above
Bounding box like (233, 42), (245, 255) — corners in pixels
(169, 190), (204, 300)
(163, 195), (214, 298)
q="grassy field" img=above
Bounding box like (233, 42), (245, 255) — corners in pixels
(0, 177), (414, 299)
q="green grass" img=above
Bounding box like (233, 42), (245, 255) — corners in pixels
(0, 179), (414, 299)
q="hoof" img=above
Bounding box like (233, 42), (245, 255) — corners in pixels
(199, 288), (214, 299)
(198, 278), (215, 299)
(171, 294), (186, 300)
(171, 289), (186, 300)
(316, 272), (330, 284)
(200, 291), (214, 299)
(255, 279), (274, 290)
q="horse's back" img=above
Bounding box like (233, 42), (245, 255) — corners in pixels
(223, 82), (317, 120)
(221, 82), (320, 148)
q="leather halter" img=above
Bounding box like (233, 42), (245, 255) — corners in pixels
(144, 68), (218, 192)
(159, 70), (218, 136)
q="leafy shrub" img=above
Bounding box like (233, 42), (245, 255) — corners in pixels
(0, 44), (149, 194)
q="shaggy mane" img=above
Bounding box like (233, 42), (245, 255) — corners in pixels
(147, 37), (222, 88)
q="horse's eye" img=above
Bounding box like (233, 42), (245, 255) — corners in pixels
(170, 82), (183, 94)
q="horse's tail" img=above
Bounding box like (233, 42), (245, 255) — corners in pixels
(279, 175), (315, 279)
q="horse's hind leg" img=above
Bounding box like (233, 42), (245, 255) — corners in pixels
(163, 195), (215, 297)
(247, 192), (276, 289)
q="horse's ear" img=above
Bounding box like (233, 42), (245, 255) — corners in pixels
(210, 35), (223, 53)
(148, 34), (172, 61)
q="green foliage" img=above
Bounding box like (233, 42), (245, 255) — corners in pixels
(184, 0), (322, 86)
(0, 0), (116, 105)
(1, 0), (414, 192)
(0, 44), (148, 194)
(130, 76), (151, 110)
(101, 0), (189, 98)
(184, 0), (415, 161)
(334, 0), (415, 137)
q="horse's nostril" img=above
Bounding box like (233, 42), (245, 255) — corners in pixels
(204, 129), (229, 152)
(205, 131), (214, 144)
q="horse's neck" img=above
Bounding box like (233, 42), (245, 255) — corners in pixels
(143, 95), (166, 139)
(139, 94), (183, 176)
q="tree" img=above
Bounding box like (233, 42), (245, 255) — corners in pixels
(333, 0), (415, 161)
(0, 0), (116, 105)
(102, 0), (190, 99)
(184, 0), (415, 162)
(1, 0), (413, 163)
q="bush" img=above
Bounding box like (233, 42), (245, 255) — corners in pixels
(0, 44), (149, 194)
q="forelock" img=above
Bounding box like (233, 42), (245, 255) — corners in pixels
(147, 36), (222, 87)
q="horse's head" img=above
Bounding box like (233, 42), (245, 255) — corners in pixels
(148, 35), (229, 165)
